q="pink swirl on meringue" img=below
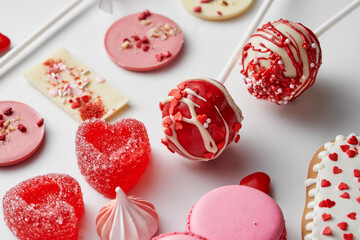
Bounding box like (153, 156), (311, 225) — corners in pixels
(96, 187), (159, 240)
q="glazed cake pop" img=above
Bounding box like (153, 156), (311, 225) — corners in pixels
(160, 77), (243, 161)
(241, 19), (322, 104)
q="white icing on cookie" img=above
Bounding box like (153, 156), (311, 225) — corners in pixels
(304, 134), (360, 240)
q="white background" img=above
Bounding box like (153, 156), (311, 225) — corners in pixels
(0, 0), (360, 239)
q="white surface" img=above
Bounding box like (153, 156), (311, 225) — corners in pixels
(0, 0), (360, 239)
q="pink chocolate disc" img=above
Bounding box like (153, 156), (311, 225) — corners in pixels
(0, 101), (44, 166)
(105, 11), (184, 71)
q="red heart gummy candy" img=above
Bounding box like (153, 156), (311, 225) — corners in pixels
(2, 173), (84, 240)
(240, 172), (271, 194)
(76, 118), (151, 198)
(0, 33), (11, 53)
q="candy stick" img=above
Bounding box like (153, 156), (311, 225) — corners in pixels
(218, 0), (274, 84)
(0, 0), (95, 78)
(314, 0), (360, 37)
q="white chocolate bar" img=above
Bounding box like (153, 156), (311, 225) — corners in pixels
(24, 48), (128, 122)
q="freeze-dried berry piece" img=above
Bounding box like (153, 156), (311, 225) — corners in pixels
(76, 118), (151, 198)
(2, 173), (84, 240)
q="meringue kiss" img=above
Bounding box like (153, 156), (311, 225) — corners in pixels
(96, 187), (159, 240)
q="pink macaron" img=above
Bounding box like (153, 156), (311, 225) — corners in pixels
(152, 232), (207, 240)
(186, 185), (287, 240)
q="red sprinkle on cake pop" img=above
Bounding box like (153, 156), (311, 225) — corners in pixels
(241, 19), (322, 104)
(2, 173), (84, 240)
(160, 77), (243, 161)
(76, 118), (151, 198)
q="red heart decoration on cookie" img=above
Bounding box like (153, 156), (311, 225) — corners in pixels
(76, 118), (151, 198)
(0, 33), (10, 53)
(344, 233), (353, 240)
(2, 174), (84, 240)
(240, 172), (271, 194)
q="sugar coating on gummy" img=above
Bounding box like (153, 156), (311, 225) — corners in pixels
(105, 10), (184, 71)
(186, 185), (287, 240)
(23, 48), (128, 122)
(303, 134), (360, 240)
(76, 118), (151, 198)
(0, 101), (45, 166)
(160, 77), (243, 161)
(181, 0), (254, 21)
(152, 232), (208, 240)
(2, 173), (84, 240)
(241, 19), (322, 105)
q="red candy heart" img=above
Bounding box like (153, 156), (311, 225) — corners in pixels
(2, 173), (84, 240)
(240, 172), (271, 195)
(76, 118), (151, 198)
(0, 33), (11, 53)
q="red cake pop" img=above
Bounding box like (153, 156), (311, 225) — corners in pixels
(241, 19), (322, 104)
(160, 77), (243, 161)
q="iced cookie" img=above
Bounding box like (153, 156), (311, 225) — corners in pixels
(181, 0), (253, 21)
(23, 48), (128, 122)
(303, 134), (360, 240)
(187, 185), (286, 240)
(160, 77), (243, 161)
(0, 101), (44, 166)
(105, 10), (184, 71)
(153, 232), (207, 240)
(96, 187), (158, 240)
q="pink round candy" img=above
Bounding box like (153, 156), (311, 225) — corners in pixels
(186, 185), (287, 240)
(0, 101), (44, 166)
(105, 10), (184, 71)
(152, 232), (207, 240)
(159, 77), (243, 161)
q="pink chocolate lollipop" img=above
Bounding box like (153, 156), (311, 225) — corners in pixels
(159, 77), (243, 161)
(0, 101), (44, 166)
(186, 185), (287, 240)
(105, 10), (184, 71)
(241, 19), (322, 104)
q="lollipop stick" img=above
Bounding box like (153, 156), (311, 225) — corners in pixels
(314, 0), (360, 37)
(218, 0), (274, 84)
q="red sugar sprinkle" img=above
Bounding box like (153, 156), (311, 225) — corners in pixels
(319, 199), (336, 208)
(217, 11), (222, 16)
(328, 153), (338, 161)
(197, 114), (207, 124)
(2, 173), (84, 240)
(173, 112), (183, 122)
(235, 135), (240, 143)
(322, 213), (331, 221)
(3, 107), (13, 116)
(81, 95), (90, 103)
(346, 149), (356, 158)
(321, 179), (331, 187)
(348, 136), (358, 145)
(204, 152), (214, 159)
(340, 145), (350, 152)
(337, 222), (348, 231)
(233, 122), (242, 132)
(162, 116), (173, 128)
(164, 51), (171, 58)
(347, 212), (356, 220)
(71, 102), (81, 109)
(344, 233), (354, 240)
(174, 121), (183, 130)
(132, 35), (140, 41)
(141, 36), (149, 44)
(333, 166), (343, 174)
(17, 124), (27, 132)
(142, 44), (150, 52)
(338, 182), (349, 190)
(0, 114), (3, 120)
(75, 119), (151, 198)
(0, 120), (5, 128)
(193, 6), (202, 13)
(322, 226), (332, 235)
(340, 192), (350, 199)
(36, 118), (44, 127)
(200, 0), (210, 2)
(164, 128), (172, 136)
(217, 141), (225, 150)
(354, 169), (360, 177)
(136, 40), (142, 48)
(79, 102), (105, 121)
(159, 102), (164, 111)
(177, 82), (187, 90)
(0, 133), (5, 141)
(155, 53), (164, 62)
(356, 197), (360, 203)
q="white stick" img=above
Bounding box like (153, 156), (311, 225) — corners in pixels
(218, 0), (274, 84)
(0, 0), (95, 78)
(314, 0), (360, 37)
